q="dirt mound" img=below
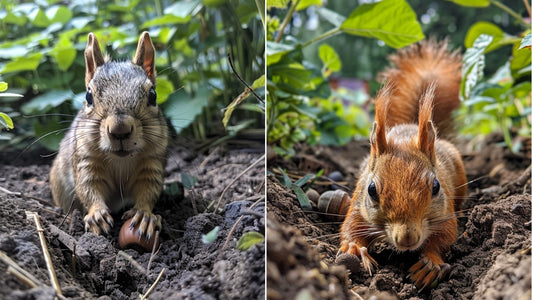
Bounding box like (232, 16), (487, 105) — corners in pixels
(267, 133), (531, 299)
(0, 144), (265, 299)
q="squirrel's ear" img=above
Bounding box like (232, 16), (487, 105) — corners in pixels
(417, 83), (437, 163)
(133, 31), (156, 84)
(85, 33), (105, 88)
(371, 83), (391, 155)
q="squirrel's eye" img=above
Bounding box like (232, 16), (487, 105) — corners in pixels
(148, 87), (157, 106)
(368, 181), (379, 202)
(86, 88), (93, 106)
(432, 178), (440, 196)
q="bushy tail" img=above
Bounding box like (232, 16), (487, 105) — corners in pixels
(378, 39), (462, 137)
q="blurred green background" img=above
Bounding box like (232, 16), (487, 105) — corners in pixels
(267, 0), (531, 156)
(0, 0), (265, 151)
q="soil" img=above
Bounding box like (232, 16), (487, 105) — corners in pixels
(266, 132), (531, 300)
(0, 141), (265, 299)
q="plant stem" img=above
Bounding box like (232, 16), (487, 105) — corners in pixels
(302, 27), (342, 48)
(255, 0), (265, 29)
(275, 0), (301, 43)
(490, 0), (529, 27)
(522, 0), (531, 19)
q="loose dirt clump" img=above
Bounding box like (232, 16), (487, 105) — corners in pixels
(267, 133), (531, 300)
(0, 142), (265, 299)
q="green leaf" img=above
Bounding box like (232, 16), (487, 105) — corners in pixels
(315, 7), (346, 27)
(236, 232), (264, 251)
(3, 11), (26, 26)
(519, 33), (531, 49)
(0, 113), (14, 130)
(291, 183), (312, 210)
(251, 74), (266, 90)
(318, 44), (341, 77)
(445, 0), (489, 7)
(340, 0), (424, 49)
(50, 37), (76, 71)
(511, 39), (532, 73)
(0, 82), (7, 92)
(460, 34), (493, 101)
(46, 6), (72, 24)
(464, 22), (517, 53)
(29, 8), (51, 27)
(181, 172), (198, 189)
(163, 87), (210, 134)
(223, 89), (251, 128)
(294, 174), (315, 187)
(165, 0), (202, 18)
(21, 90), (74, 114)
(267, 0), (290, 8)
(34, 118), (64, 151)
(266, 42), (295, 66)
(296, 0), (321, 11)
(141, 15), (191, 27)
(155, 77), (174, 105)
(1, 53), (43, 74)
(278, 168), (292, 187)
(201, 226), (219, 244)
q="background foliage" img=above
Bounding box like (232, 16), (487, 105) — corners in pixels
(267, 0), (530, 156)
(0, 0), (265, 151)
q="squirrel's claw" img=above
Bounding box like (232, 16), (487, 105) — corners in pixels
(84, 206), (113, 235)
(409, 255), (450, 290)
(338, 241), (378, 275)
(123, 209), (162, 241)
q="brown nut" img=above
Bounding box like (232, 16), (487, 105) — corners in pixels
(317, 190), (350, 221)
(305, 189), (320, 204)
(118, 218), (160, 252)
(335, 252), (361, 274)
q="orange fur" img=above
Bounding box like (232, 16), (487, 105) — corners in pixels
(339, 40), (467, 290)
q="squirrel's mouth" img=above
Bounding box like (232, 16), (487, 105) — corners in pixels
(112, 150), (132, 157)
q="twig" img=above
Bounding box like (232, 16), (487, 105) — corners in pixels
(117, 250), (146, 274)
(227, 52), (264, 104)
(523, 0), (531, 18)
(219, 199), (264, 255)
(0, 185), (21, 196)
(7, 266), (38, 288)
(140, 268), (166, 300)
(275, 0), (301, 43)
(146, 231), (161, 274)
(210, 154), (265, 212)
(71, 244), (76, 278)
(27, 212), (62, 296)
(0, 250), (43, 287)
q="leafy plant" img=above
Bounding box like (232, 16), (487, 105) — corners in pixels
(0, 0), (264, 150)
(0, 81), (21, 131)
(455, 1), (531, 151)
(236, 231), (264, 251)
(267, 0), (424, 157)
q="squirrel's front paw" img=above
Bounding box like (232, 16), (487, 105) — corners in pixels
(84, 205), (114, 235)
(122, 209), (162, 241)
(409, 255), (451, 290)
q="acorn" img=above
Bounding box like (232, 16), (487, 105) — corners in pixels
(118, 218), (160, 252)
(335, 252), (361, 274)
(305, 188), (320, 205)
(317, 190), (350, 221)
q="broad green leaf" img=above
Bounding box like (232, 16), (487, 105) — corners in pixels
(236, 232), (264, 251)
(0, 113), (14, 130)
(29, 8), (51, 27)
(1, 53), (43, 73)
(165, 0), (202, 18)
(181, 172), (198, 189)
(203, 0), (225, 7)
(464, 22), (517, 53)
(50, 37), (76, 71)
(46, 6), (72, 24)
(511, 40), (532, 73)
(201, 226), (219, 244)
(445, 0), (489, 7)
(34, 118), (64, 151)
(340, 0), (424, 49)
(315, 7), (346, 27)
(519, 33), (531, 49)
(461, 34), (493, 101)
(163, 87), (210, 134)
(0, 82), (7, 92)
(3, 11), (26, 26)
(266, 42), (295, 66)
(296, 0), (321, 11)
(21, 90), (74, 114)
(291, 183), (312, 210)
(269, 61), (314, 92)
(141, 15), (191, 28)
(155, 77), (174, 105)
(268, 0), (290, 8)
(318, 44), (341, 77)
(251, 75), (266, 90)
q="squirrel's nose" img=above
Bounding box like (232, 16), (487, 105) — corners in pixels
(391, 224), (421, 250)
(107, 116), (134, 141)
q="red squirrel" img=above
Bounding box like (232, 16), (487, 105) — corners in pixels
(338, 40), (467, 290)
